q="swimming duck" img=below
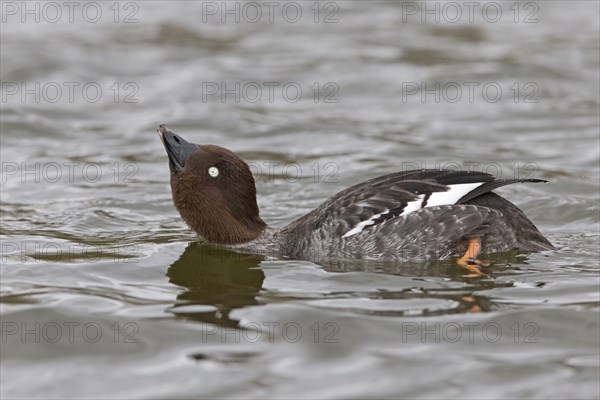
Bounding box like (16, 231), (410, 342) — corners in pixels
(158, 125), (553, 274)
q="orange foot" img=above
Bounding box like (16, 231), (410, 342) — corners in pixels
(456, 237), (490, 276)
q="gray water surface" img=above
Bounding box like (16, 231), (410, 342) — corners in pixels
(1, 1), (599, 399)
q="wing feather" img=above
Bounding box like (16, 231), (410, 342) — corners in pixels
(283, 169), (543, 242)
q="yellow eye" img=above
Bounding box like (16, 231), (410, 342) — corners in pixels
(208, 166), (219, 178)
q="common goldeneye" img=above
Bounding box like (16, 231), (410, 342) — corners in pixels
(158, 125), (553, 274)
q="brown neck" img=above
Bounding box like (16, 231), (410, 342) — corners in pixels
(189, 206), (267, 245)
(173, 186), (267, 245)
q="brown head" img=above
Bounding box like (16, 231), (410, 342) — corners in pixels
(157, 125), (267, 244)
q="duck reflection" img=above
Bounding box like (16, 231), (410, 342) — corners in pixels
(317, 252), (528, 313)
(166, 242), (265, 328)
(167, 243), (525, 323)
(319, 250), (532, 278)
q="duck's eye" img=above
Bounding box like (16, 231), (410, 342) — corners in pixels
(208, 166), (219, 178)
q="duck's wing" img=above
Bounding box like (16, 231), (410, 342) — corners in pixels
(284, 169), (546, 241)
(362, 204), (504, 260)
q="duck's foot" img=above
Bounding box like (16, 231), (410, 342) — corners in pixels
(456, 237), (489, 276)
(462, 295), (482, 313)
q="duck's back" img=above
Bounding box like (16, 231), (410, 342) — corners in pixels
(280, 169), (553, 261)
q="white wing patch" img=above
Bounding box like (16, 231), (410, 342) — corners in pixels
(342, 182), (486, 238)
(342, 209), (390, 238)
(424, 182), (484, 207)
(400, 194), (426, 216)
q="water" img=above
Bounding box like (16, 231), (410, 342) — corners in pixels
(1, 1), (599, 398)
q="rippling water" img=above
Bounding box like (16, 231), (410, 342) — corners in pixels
(1, 1), (599, 398)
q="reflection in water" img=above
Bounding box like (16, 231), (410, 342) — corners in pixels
(310, 253), (528, 314)
(319, 250), (533, 277)
(166, 242), (527, 323)
(166, 242), (265, 328)
(167, 242), (526, 328)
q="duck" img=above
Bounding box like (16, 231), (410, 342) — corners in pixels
(157, 124), (554, 274)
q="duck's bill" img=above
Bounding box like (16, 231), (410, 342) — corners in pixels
(157, 125), (198, 172)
